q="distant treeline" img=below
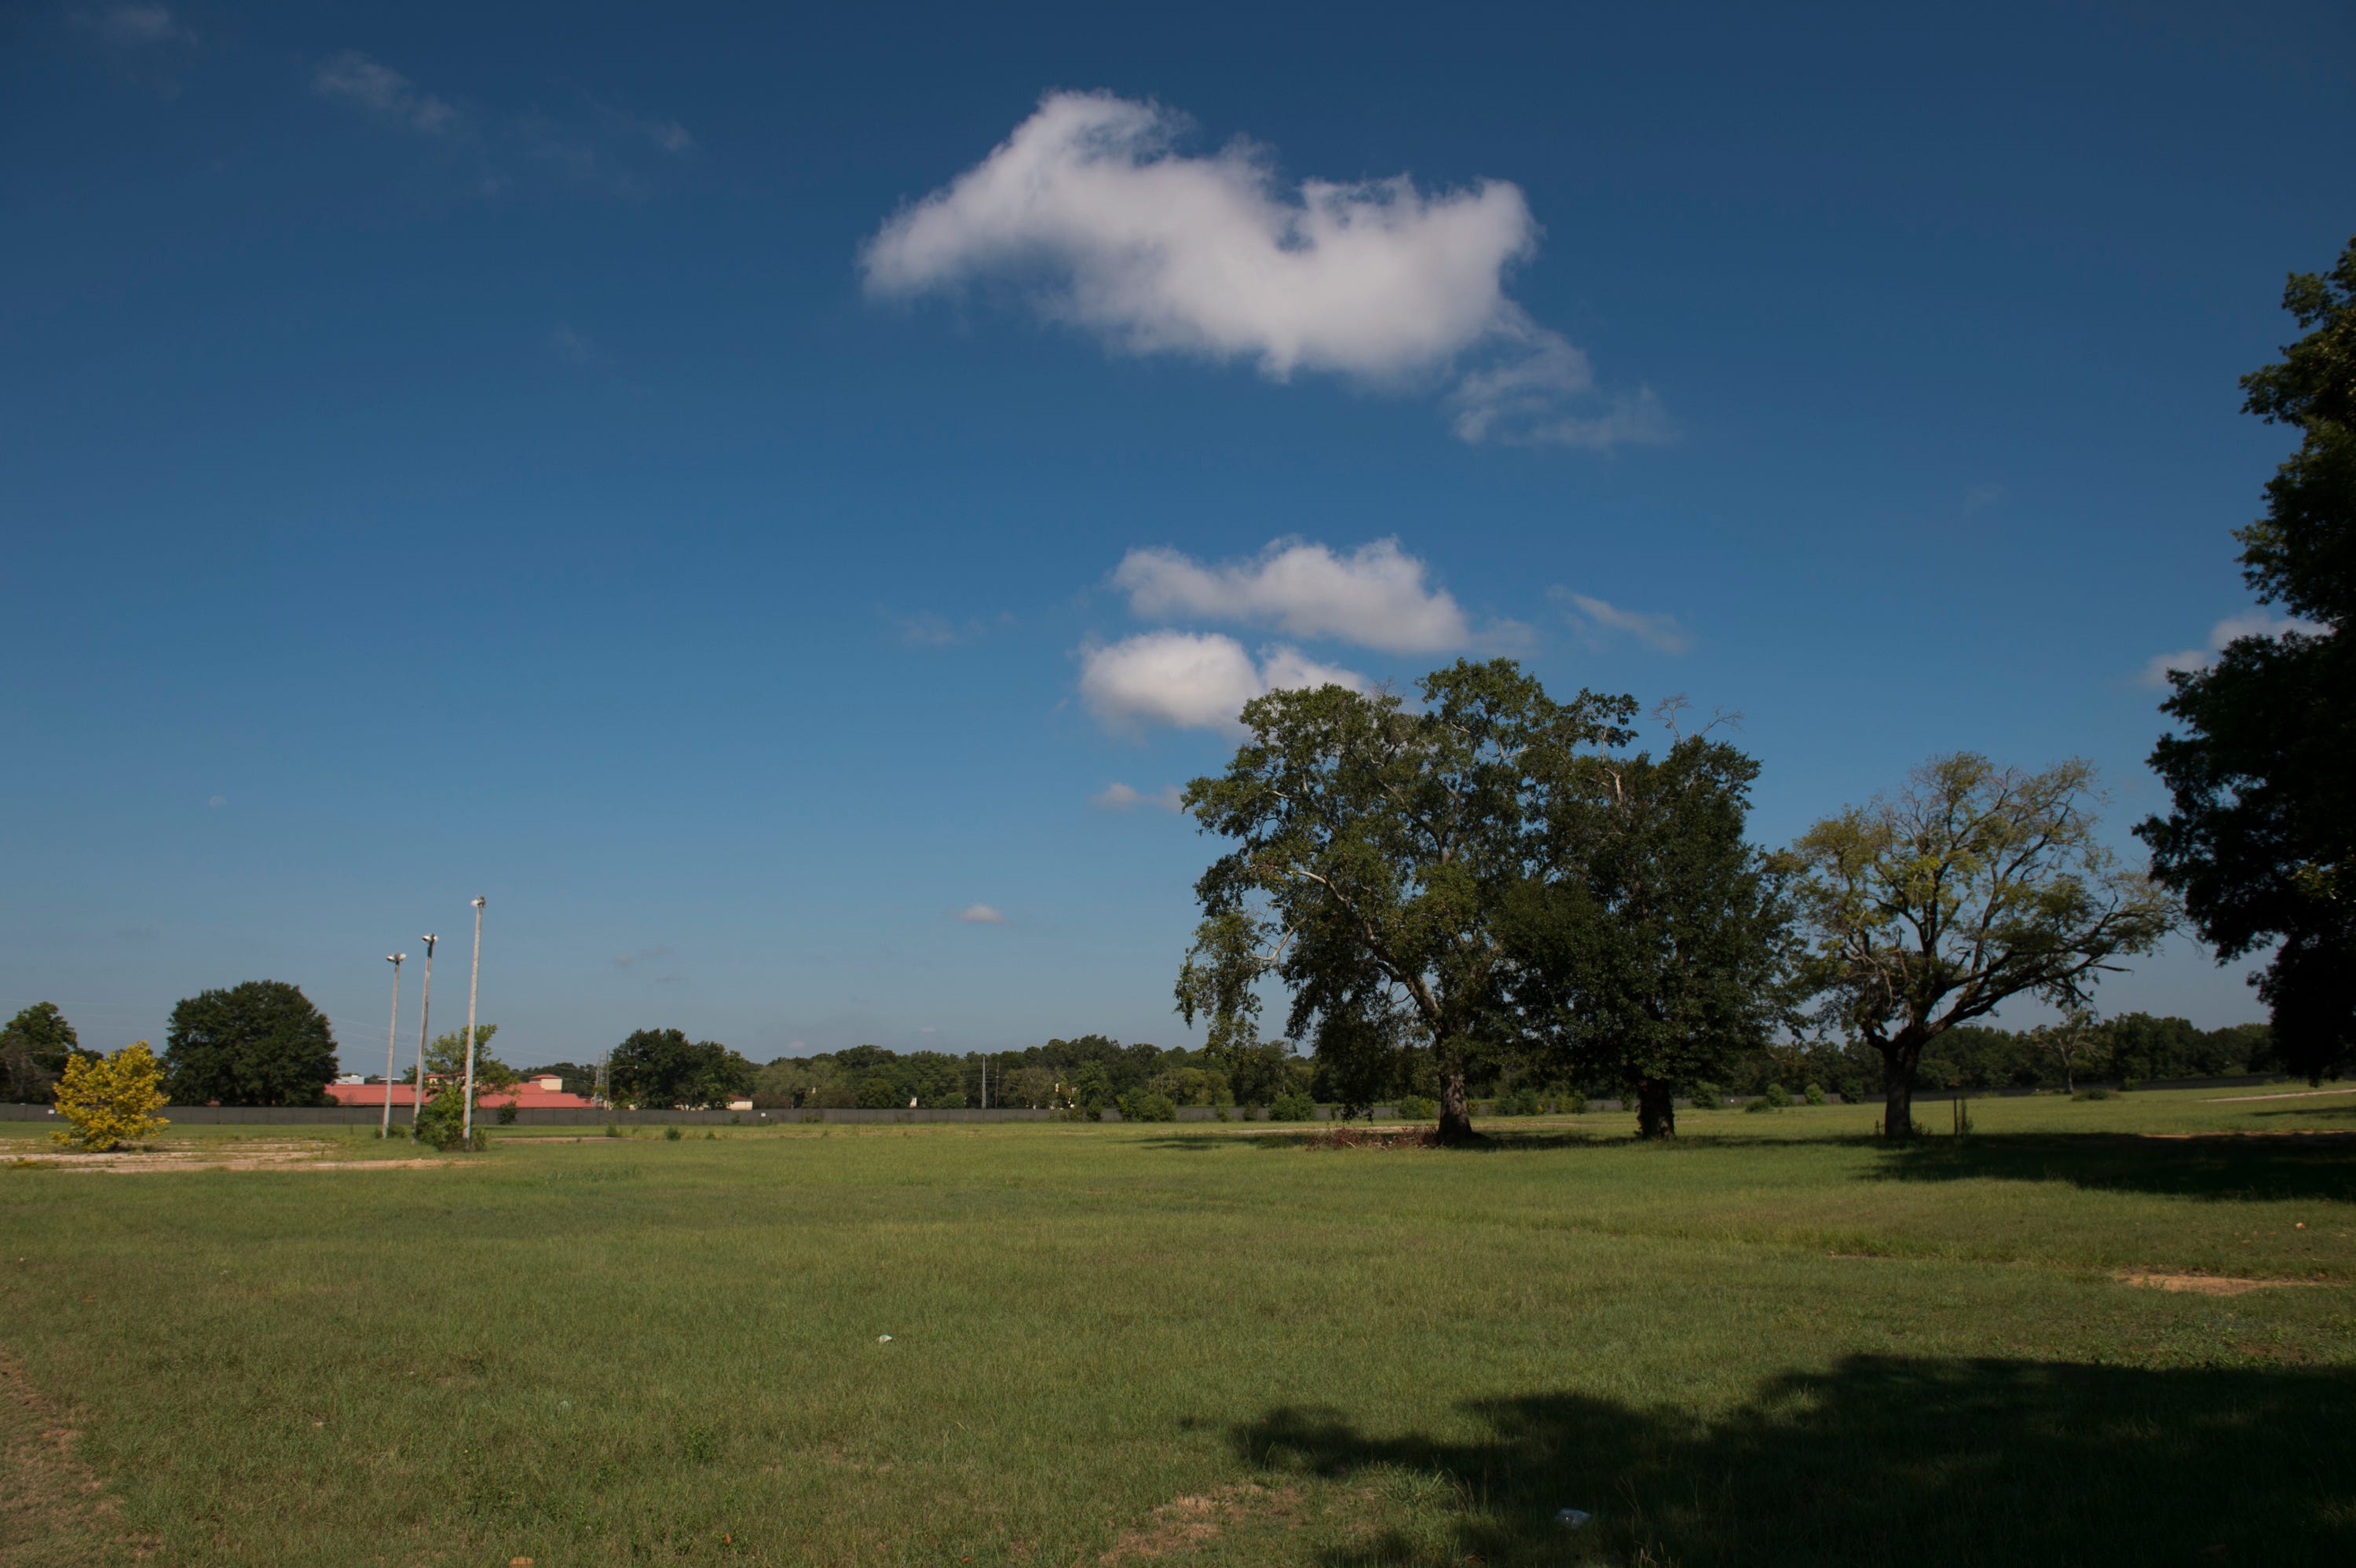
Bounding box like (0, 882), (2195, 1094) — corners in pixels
(1721, 1014), (2276, 1103)
(746, 1014), (2275, 1116)
(751, 1035), (1316, 1113)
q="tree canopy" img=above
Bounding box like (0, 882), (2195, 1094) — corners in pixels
(609, 1029), (756, 1108)
(1498, 725), (1796, 1138)
(2140, 235), (2356, 1082)
(163, 981), (338, 1107)
(1178, 660), (1639, 1142)
(1786, 755), (2174, 1139)
(1, 1001), (81, 1103)
(423, 1022), (514, 1091)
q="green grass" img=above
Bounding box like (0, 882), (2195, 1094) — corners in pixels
(3, 1087), (2353, 1566)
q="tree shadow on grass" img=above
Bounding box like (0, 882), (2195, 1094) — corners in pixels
(1872, 1133), (2356, 1204)
(1231, 1354), (2356, 1566)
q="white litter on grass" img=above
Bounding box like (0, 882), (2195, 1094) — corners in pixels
(1557, 1508), (1591, 1530)
(877, 1334), (893, 1343)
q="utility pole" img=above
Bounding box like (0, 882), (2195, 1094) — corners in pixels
(412, 934), (437, 1128)
(459, 897), (485, 1151)
(379, 952), (405, 1139)
(981, 1054), (988, 1110)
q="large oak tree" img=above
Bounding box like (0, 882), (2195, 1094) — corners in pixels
(1498, 726), (1796, 1138)
(1177, 660), (1635, 1144)
(1786, 755), (2173, 1140)
(163, 981), (338, 1107)
(2139, 237), (2355, 1081)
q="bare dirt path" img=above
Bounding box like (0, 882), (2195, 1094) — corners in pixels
(5, 1139), (463, 1175)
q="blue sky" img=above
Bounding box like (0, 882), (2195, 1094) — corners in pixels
(5, 1), (2351, 1069)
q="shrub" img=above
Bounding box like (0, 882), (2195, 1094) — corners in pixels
(1688, 1082), (1725, 1110)
(1394, 1094), (1439, 1121)
(1496, 1086), (1543, 1117)
(2119, 1079), (2140, 1093)
(51, 1041), (169, 1152)
(1803, 1083), (1827, 1106)
(1762, 1083), (1793, 1108)
(1118, 1091), (1177, 1123)
(664, 1124), (683, 1140)
(1267, 1090), (1316, 1122)
(412, 1087), (467, 1150)
(604, 1121), (620, 1138)
(496, 1102), (519, 1125)
(2073, 1087), (2113, 1102)
(1557, 1090), (1589, 1115)
(1743, 1095), (1777, 1113)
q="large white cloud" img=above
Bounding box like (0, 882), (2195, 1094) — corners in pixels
(862, 92), (1663, 448)
(1114, 538), (1485, 653)
(1078, 630), (1368, 733)
(2140, 612), (2321, 688)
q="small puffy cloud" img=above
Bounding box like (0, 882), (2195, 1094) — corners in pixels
(1553, 589), (1691, 655)
(613, 945), (672, 969)
(953, 903), (1008, 925)
(1078, 630), (1368, 733)
(205, 794), (227, 808)
(862, 92), (1659, 448)
(1114, 538), (1505, 653)
(1092, 781), (1186, 812)
(2140, 612), (2322, 688)
(313, 50), (462, 136)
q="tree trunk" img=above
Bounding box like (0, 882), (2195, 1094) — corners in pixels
(1635, 1079), (1676, 1139)
(1436, 1068), (1476, 1145)
(1880, 1044), (1919, 1142)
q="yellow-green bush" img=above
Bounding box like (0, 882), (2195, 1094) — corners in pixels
(52, 1040), (170, 1151)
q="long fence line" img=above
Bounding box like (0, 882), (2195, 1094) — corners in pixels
(0, 1073), (2294, 1127)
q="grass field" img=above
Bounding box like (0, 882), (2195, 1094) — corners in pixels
(4, 1087), (2353, 1566)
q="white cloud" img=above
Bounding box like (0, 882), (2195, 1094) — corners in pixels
(953, 903), (1008, 925)
(1114, 538), (1506, 653)
(2139, 612), (2321, 688)
(1078, 630), (1369, 733)
(1553, 589), (1691, 654)
(92, 5), (190, 46)
(1093, 781), (1186, 812)
(313, 50), (462, 136)
(862, 91), (1660, 448)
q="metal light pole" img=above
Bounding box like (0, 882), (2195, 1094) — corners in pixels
(459, 897), (485, 1151)
(412, 934), (437, 1128)
(379, 952), (405, 1139)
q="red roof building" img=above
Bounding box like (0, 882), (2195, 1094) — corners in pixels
(324, 1075), (595, 1110)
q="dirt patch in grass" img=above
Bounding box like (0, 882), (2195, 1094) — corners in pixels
(1099, 1484), (1301, 1563)
(2116, 1271), (2321, 1296)
(10, 1140), (462, 1175)
(0, 1352), (153, 1566)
